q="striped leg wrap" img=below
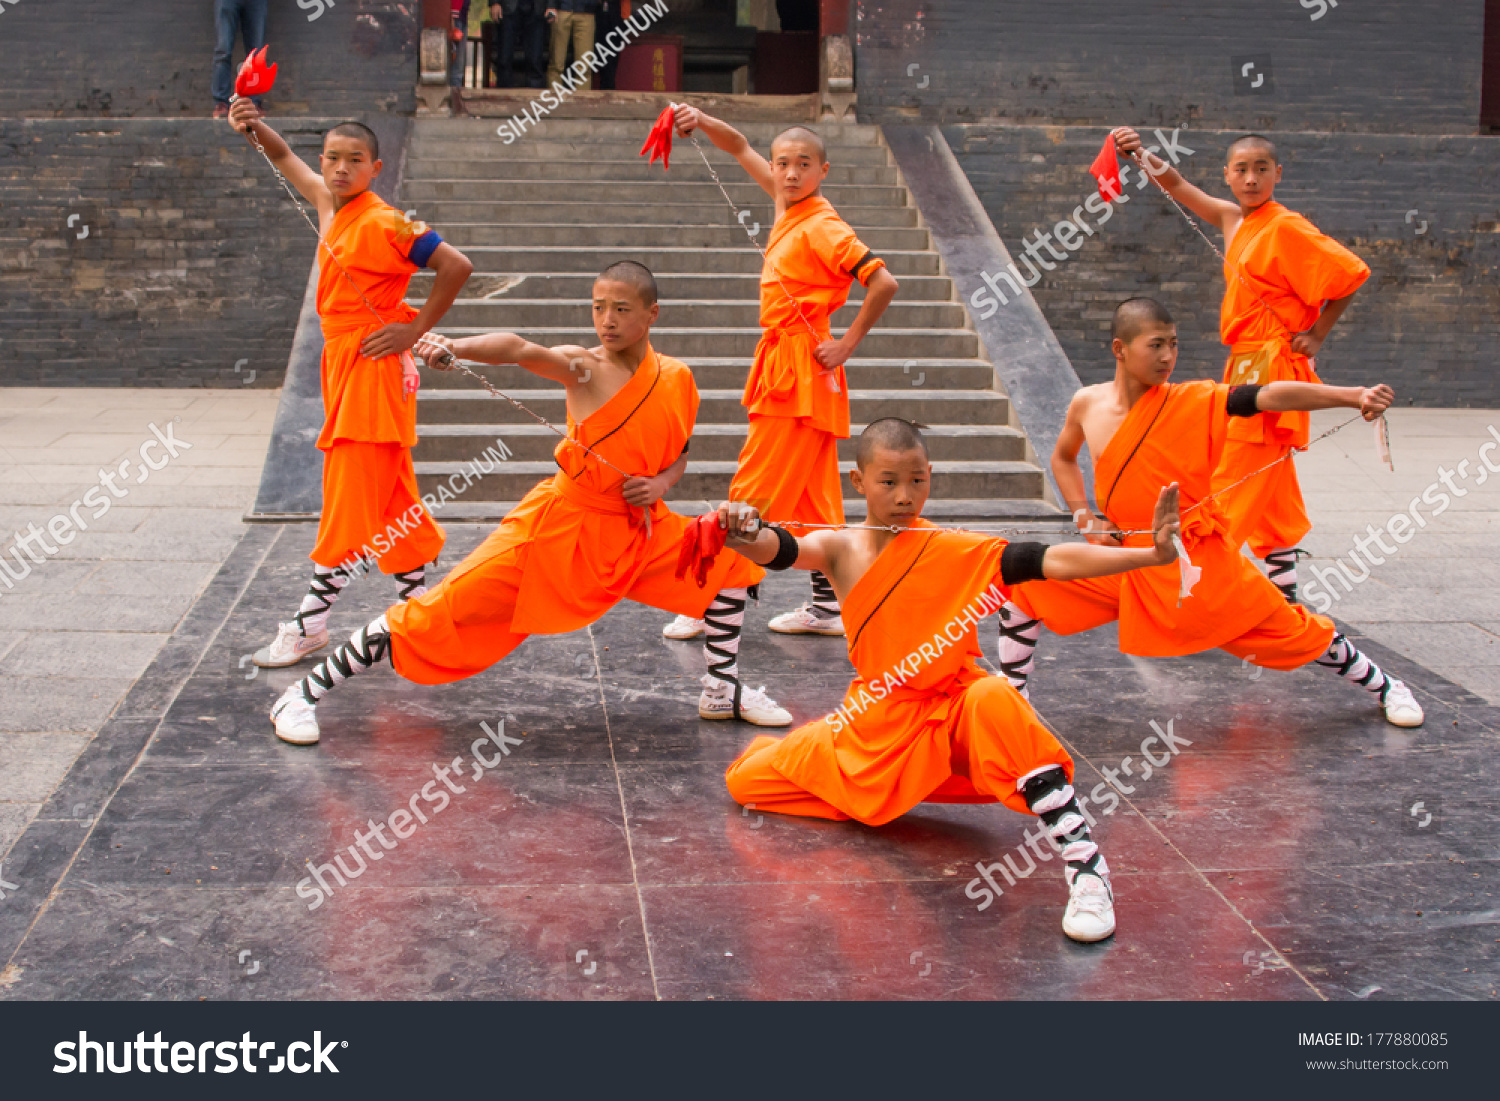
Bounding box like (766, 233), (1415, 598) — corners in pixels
(1315, 632), (1393, 703)
(293, 559), (366, 636)
(1264, 546), (1306, 605)
(299, 614), (391, 704)
(703, 586), (754, 714)
(393, 562), (430, 601)
(998, 601), (1042, 697)
(1019, 765), (1107, 886)
(809, 570), (840, 619)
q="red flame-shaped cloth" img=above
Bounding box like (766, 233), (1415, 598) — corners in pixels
(1088, 133), (1123, 202)
(639, 105), (675, 171)
(674, 512), (728, 587)
(235, 46), (279, 98)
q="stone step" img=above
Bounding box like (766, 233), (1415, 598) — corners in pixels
(402, 199), (919, 228)
(428, 326), (979, 358)
(404, 144), (894, 170)
(431, 223), (930, 249)
(401, 177), (912, 207)
(415, 459), (1044, 502)
(418, 357), (992, 390)
(408, 270), (955, 300)
(413, 421), (1028, 463)
(423, 246), (941, 275)
(424, 297), (968, 329)
(413, 116), (887, 143)
(415, 387), (1008, 425)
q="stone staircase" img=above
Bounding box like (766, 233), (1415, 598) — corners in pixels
(403, 116), (1059, 523)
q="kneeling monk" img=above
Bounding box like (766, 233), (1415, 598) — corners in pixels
(270, 261), (787, 745)
(710, 417), (1185, 942)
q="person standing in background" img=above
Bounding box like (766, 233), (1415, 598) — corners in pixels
(450, 0), (472, 115)
(490, 0), (549, 88)
(546, 0), (599, 88)
(595, 0), (627, 90)
(211, 0), (268, 119)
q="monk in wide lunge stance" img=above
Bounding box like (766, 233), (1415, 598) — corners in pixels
(227, 103), (474, 668)
(995, 298), (1424, 729)
(659, 107), (900, 641)
(1112, 127), (1370, 602)
(270, 262), (792, 745)
(701, 418), (1188, 942)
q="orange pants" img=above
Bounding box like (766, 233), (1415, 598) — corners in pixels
(728, 414), (844, 531)
(725, 677), (1072, 823)
(1012, 572), (1335, 671)
(1218, 436), (1311, 557)
(311, 441), (445, 574)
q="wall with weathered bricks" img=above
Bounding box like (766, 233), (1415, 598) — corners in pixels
(0, 0), (417, 118)
(855, 0), (1485, 134)
(946, 124), (1500, 406)
(0, 119), (351, 387)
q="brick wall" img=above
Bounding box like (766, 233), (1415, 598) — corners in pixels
(0, 0), (417, 118)
(856, 0), (1485, 135)
(946, 124), (1500, 406)
(0, 119), (353, 387)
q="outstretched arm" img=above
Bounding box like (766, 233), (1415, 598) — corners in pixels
(228, 101), (331, 214)
(1112, 126), (1238, 230)
(672, 105), (774, 197)
(814, 266), (900, 370)
(717, 502), (837, 574)
(1253, 381), (1392, 420)
(1031, 483), (1180, 581)
(415, 331), (602, 387)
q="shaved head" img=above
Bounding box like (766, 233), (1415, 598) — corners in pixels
(856, 417), (929, 468)
(771, 125), (827, 163)
(1111, 297), (1175, 343)
(1227, 133), (1278, 166)
(596, 260), (658, 306)
(326, 121), (379, 159)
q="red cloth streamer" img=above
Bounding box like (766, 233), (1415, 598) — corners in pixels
(1088, 134), (1123, 202)
(235, 46), (278, 98)
(674, 512), (727, 587)
(639, 105), (675, 171)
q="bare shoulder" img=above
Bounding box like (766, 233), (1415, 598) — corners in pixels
(1069, 384), (1110, 418)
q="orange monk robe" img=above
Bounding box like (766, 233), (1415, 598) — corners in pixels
(1011, 379), (1335, 667)
(728, 195), (887, 531)
(726, 521), (1070, 826)
(387, 345), (764, 684)
(1214, 200), (1369, 555)
(310, 189), (445, 574)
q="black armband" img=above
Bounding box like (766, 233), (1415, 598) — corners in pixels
(1000, 541), (1049, 587)
(765, 526), (800, 571)
(1226, 384), (1264, 418)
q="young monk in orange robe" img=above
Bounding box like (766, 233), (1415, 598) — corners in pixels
(659, 107), (900, 639)
(710, 417), (1186, 941)
(270, 262), (788, 745)
(227, 105), (473, 668)
(1113, 128), (1370, 601)
(994, 298), (1423, 728)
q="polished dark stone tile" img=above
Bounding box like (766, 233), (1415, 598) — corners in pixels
(643, 874), (1317, 1001)
(1, 884), (652, 1001)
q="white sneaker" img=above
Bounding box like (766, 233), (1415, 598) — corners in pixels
(698, 675), (793, 726)
(270, 685), (320, 745)
(1062, 873), (1116, 943)
(253, 621), (329, 668)
(1382, 680), (1424, 728)
(663, 614), (705, 640)
(767, 604), (844, 636)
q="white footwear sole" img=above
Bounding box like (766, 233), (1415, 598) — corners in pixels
(767, 614), (844, 636)
(253, 634), (329, 668)
(663, 616), (706, 640)
(698, 702), (793, 726)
